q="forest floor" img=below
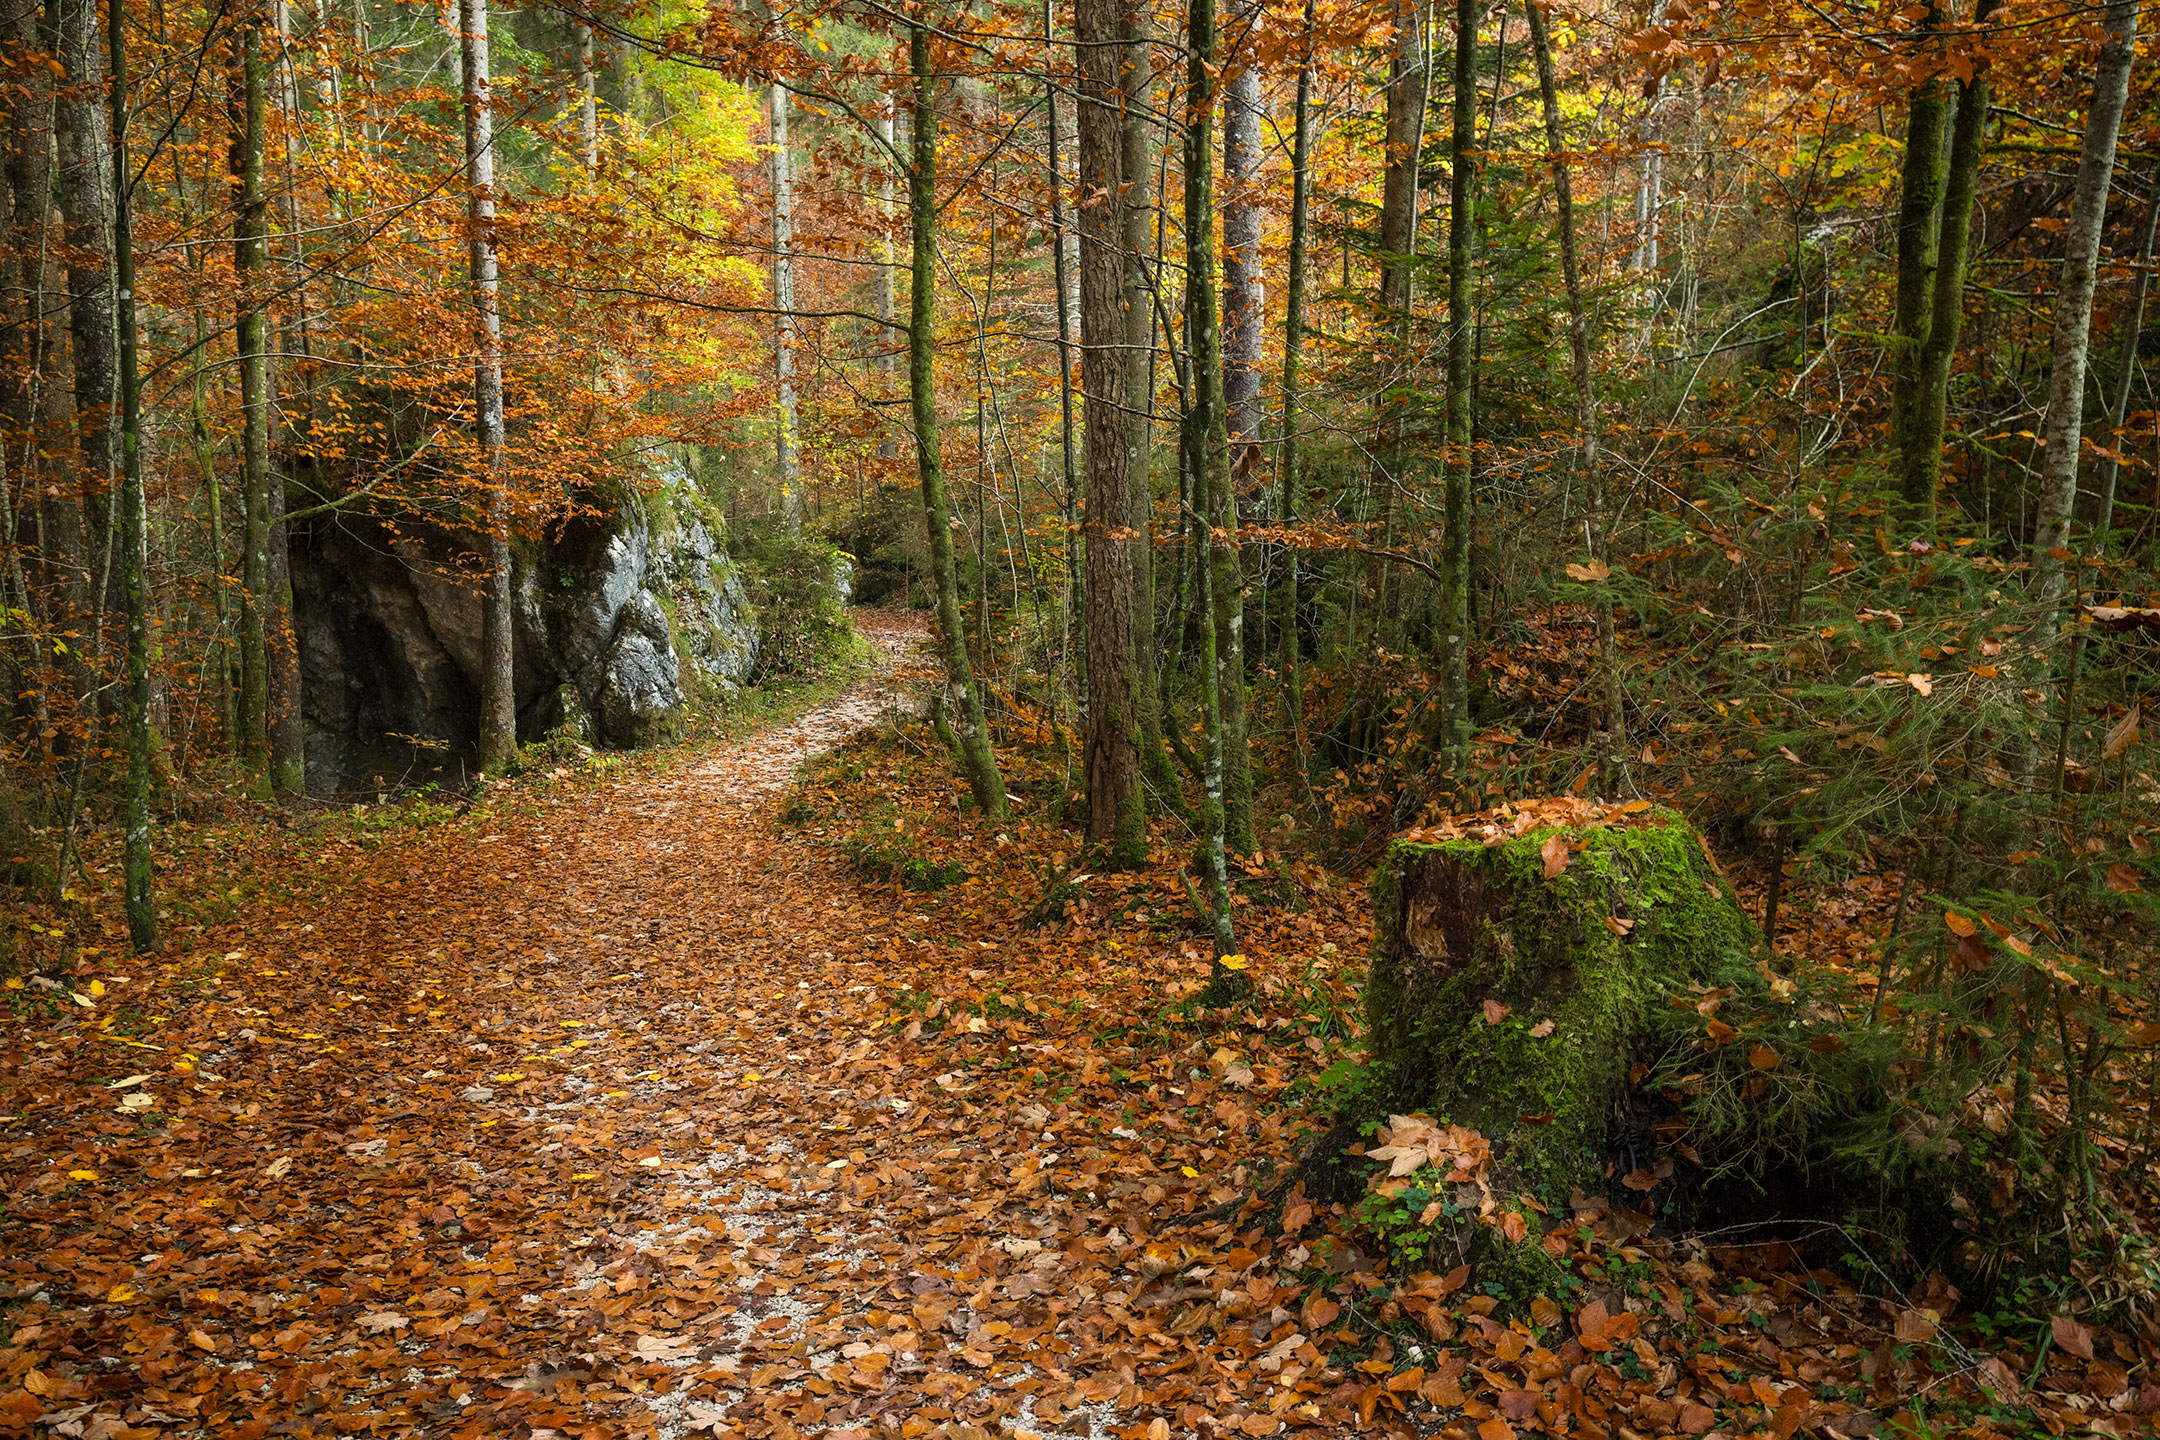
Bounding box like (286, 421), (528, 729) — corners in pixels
(1, 611), (2153, 1440)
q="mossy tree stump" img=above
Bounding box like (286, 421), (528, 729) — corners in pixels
(1330, 808), (1761, 1277)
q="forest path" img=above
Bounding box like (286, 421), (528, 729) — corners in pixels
(9, 611), (1134, 1440)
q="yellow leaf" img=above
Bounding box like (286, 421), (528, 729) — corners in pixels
(493, 1072), (525, 1082)
(741, 1072), (760, 1085)
(572, 1172), (598, 1180)
(68, 1169), (99, 1181)
(106, 1283), (138, 1303)
(87, 979), (106, 997)
(1181, 1166), (1201, 1178)
(1219, 954), (1248, 970)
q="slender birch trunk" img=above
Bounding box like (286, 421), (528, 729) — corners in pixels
(55, 0), (113, 728)
(1221, 0), (1264, 474)
(107, 0), (155, 949)
(1184, 0), (1252, 853)
(877, 103), (898, 463)
(575, 19), (598, 171)
(1277, 0), (1314, 757)
(2031, 0), (2140, 628)
(772, 83), (801, 527)
(458, 0), (516, 773)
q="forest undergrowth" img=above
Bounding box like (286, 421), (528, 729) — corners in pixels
(1, 611), (2150, 1440)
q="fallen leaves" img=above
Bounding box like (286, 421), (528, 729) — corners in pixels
(3, 616), (2146, 1440)
(1540, 833), (1571, 878)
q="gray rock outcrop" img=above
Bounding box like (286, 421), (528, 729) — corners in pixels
(293, 462), (760, 795)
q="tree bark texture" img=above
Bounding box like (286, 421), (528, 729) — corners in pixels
(1368, 0), (1427, 623)
(1277, 0), (1314, 754)
(1907, 0), (1998, 524)
(107, 0), (156, 950)
(5, 3), (81, 701)
(1184, 0), (1253, 853)
(1122, 11), (1178, 805)
(575, 19), (598, 171)
(235, 14), (271, 773)
(55, 0), (114, 698)
(1888, 12), (1949, 520)
(2031, 0), (2140, 627)
(459, 0), (516, 773)
(1044, 1), (1079, 680)
(1078, 0), (1147, 864)
(772, 83), (801, 527)
(910, 25), (1010, 821)
(877, 104), (898, 462)
(1221, 0), (1265, 475)
(1437, 0), (1475, 779)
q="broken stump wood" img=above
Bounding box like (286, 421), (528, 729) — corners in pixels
(1321, 805), (1762, 1283)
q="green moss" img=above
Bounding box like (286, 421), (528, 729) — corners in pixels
(842, 832), (970, 892)
(1363, 812), (1759, 1205)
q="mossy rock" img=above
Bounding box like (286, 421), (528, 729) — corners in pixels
(1365, 811), (1758, 1197)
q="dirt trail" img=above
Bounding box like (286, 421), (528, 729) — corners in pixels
(6, 612), (1127, 1440)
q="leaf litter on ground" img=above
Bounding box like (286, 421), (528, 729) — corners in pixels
(2, 611), (2154, 1440)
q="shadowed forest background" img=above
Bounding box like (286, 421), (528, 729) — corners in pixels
(3, 0), (2160, 1432)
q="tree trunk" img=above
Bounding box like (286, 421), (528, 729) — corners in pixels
(234, 12), (271, 774)
(1184, 0), (1253, 854)
(1078, 0), (1147, 864)
(2031, 0), (2140, 628)
(1194, 438), (1242, 1000)
(772, 83), (801, 528)
(1437, 0), (1475, 779)
(1123, 9), (1179, 806)
(877, 103), (898, 463)
(1888, 10), (1949, 521)
(1527, 0), (1622, 778)
(458, 0), (516, 773)
(1044, 0), (1079, 702)
(1221, 0), (1264, 475)
(1277, 0), (1314, 757)
(266, 0), (305, 799)
(106, 0), (155, 951)
(1907, 0), (1998, 526)
(910, 23), (1009, 821)
(575, 19), (598, 171)
(2097, 169), (2158, 539)
(4, 0), (78, 715)
(55, 0), (113, 720)
(1368, 0), (1428, 624)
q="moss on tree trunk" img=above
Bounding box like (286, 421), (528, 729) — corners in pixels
(1320, 809), (1761, 1288)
